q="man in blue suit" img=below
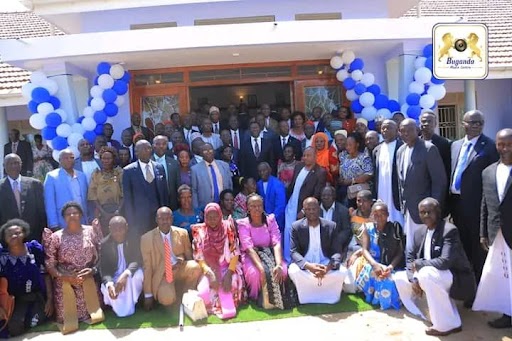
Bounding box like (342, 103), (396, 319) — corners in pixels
(256, 162), (286, 231)
(44, 149), (89, 229)
(122, 140), (169, 242)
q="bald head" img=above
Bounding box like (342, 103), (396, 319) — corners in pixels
(303, 147), (317, 167)
(381, 119), (398, 143)
(496, 128), (512, 165)
(462, 110), (485, 139)
(135, 139), (152, 162)
(3, 153), (22, 179)
(399, 119), (419, 146)
(365, 130), (380, 151)
(418, 197), (441, 228)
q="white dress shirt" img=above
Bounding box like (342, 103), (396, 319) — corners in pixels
(153, 154), (168, 177)
(81, 159), (100, 184)
(304, 224), (330, 265)
(160, 230), (177, 265)
(138, 160), (154, 182)
(106, 243), (132, 289)
(497, 163), (512, 202)
(424, 229), (435, 260)
(280, 135), (290, 149)
(321, 204), (335, 222)
(402, 145), (414, 178)
(8, 176), (21, 191)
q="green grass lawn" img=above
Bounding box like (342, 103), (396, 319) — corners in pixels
(32, 294), (374, 332)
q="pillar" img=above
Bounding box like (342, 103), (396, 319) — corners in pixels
(464, 79), (476, 112)
(0, 107), (9, 177)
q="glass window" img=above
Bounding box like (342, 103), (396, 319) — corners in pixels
(134, 72), (183, 86)
(189, 69), (240, 82)
(297, 64), (335, 76)
(142, 95), (180, 129)
(303, 86), (340, 115)
(240, 66), (291, 78)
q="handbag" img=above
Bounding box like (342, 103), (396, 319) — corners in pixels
(347, 182), (370, 200)
(0, 277), (15, 332)
(182, 290), (208, 322)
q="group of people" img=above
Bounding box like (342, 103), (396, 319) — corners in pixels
(0, 102), (511, 338)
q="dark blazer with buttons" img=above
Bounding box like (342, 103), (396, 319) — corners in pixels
(290, 217), (343, 270)
(406, 220), (476, 302)
(4, 140), (33, 176)
(152, 155), (180, 211)
(239, 137), (275, 179)
(100, 234), (141, 285)
(481, 162), (512, 248)
(372, 139), (403, 212)
(287, 163), (327, 215)
(320, 202), (352, 260)
(272, 135), (302, 164)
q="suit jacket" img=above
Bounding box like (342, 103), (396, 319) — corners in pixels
(100, 234), (141, 285)
(74, 157), (101, 172)
(152, 155), (180, 211)
(265, 117), (279, 133)
(430, 134), (452, 180)
(272, 135), (302, 164)
(107, 139), (122, 150)
(290, 218), (343, 270)
(314, 120), (326, 134)
(396, 139), (447, 224)
(406, 221), (476, 301)
(0, 176), (46, 241)
(481, 162), (512, 248)
(140, 226), (193, 300)
(320, 202), (352, 259)
(239, 137), (275, 179)
(257, 176), (286, 230)
(122, 160), (169, 237)
(191, 160), (233, 209)
(126, 126), (153, 141)
(215, 146), (239, 163)
(372, 139), (403, 212)
(287, 163), (327, 214)
(44, 168), (89, 229)
(4, 140), (33, 176)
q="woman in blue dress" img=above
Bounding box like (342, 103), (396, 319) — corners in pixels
(355, 201), (405, 310)
(0, 219), (53, 337)
(173, 184), (203, 240)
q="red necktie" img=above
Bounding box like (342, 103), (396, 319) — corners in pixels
(164, 238), (174, 283)
(233, 131), (239, 149)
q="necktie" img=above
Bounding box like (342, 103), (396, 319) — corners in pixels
(12, 180), (21, 214)
(164, 238), (174, 283)
(254, 138), (260, 158)
(209, 164), (220, 202)
(214, 124), (219, 134)
(233, 131), (239, 149)
(12, 143), (17, 154)
(145, 164), (154, 183)
(282, 137), (286, 149)
(453, 142), (473, 191)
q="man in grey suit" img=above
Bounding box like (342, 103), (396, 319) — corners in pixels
(397, 119), (447, 250)
(152, 135), (180, 211)
(191, 143), (232, 210)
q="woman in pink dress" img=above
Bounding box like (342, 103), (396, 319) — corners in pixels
(237, 194), (292, 310)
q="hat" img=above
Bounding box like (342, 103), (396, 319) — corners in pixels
(209, 106), (220, 114)
(334, 129), (348, 138)
(356, 118), (368, 126)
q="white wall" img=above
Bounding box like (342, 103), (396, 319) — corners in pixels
(476, 78), (512, 136)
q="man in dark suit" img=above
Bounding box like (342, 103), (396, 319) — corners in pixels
(394, 198), (475, 337)
(152, 135), (180, 211)
(311, 106), (326, 133)
(4, 129), (33, 176)
(227, 115), (244, 151)
(256, 162), (286, 231)
(122, 139), (169, 241)
(100, 216), (143, 317)
(125, 113), (153, 141)
(397, 119), (447, 250)
(0, 153), (46, 241)
(239, 121), (274, 179)
(373, 120), (404, 225)
(273, 120), (302, 164)
(288, 197), (348, 304)
(102, 123), (122, 150)
(474, 128), (512, 328)
(450, 110), (499, 282)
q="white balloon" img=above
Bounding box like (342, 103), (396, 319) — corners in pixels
(71, 123), (86, 135)
(351, 70), (363, 81)
(341, 50), (356, 65)
(98, 74), (115, 89)
(427, 84), (447, 101)
(52, 149), (61, 162)
(414, 57), (427, 70)
(56, 123), (72, 138)
(29, 114), (47, 130)
(345, 89), (359, 101)
(421, 107), (434, 114)
(67, 132), (84, 147)
(401, 103), (410, 117)
(37, 102), (54, 116)
(408, 81), (425, 95)
(360, 73), (375, 87)
(91, 97), (106, 111)
(114, 95), (125, 107)
(83, 106), (95, 118)
(330, 56), (344, 70)
(359, 92), (375, 107)
(82, 117), (97, 131)
(414, 67), (432, 84)
(109, 64), (125, 80)
(336, 69), (349, 82)
(54, 109), (67, 122)
(42, 79), (58, 96)
(30, 70), (47, 85)
(361, 106), (377, 121)
(21, 82), (36, 99)
(376, 108), (392, 119)
(419, 94), (436, 109)
(90, 85), (104, 98)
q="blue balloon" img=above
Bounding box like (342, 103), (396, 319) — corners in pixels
(41, 127), (57, 140)
(93, 110), (107, 124)
(367, 84), (381, 96)
(77, 116), (84, 124)
(368, 120), (376, 131)
(351, 99), (363, 114)
(425, 57), (433, 71)
(431, 76), (445, 85)
(104, 103), (118, 117)
(343, 77), (356, 90)
(350, 58), (364, 71)
(113, 80), (128, 95)
(423, 44), (433, 58)
(83, 130), (97, 144)
(48, 96), (61, 110)
(407, 105), (421, 120)
(97, 62), (111, 75)
(94, 124), (104, 135)
(374, 94), (389, 109)
(388, 100), (401, 112)
(28, 100), (38, 113)
(354, 83), (367, 96)
(88, 97), (92, 106)
(31, 87), (50, 103)
(52, 136), (68, 151)
(94, 76), (99, 85)
(45, 112), (62, 128)
(102, 89), (117, 103)
(406, 93), (421, 106)
(120, 71), (131, 83)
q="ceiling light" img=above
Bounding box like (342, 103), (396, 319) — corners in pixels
(318, 70), (324, 75)
(232, 53), (240, 57)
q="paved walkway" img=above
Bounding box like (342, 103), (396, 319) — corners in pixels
(15, 303), (512, 341)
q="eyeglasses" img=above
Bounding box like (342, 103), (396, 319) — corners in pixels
(463, 120), (483, 126)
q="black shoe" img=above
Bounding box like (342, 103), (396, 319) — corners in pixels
(463, 299), (474, 309)
(488, 315), (512, 329)
(425, 326), (462, 336)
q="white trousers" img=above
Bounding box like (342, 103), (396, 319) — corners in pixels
(394, 267), (461, 332)
(404, 210), (425, 252)
(342, 259), (359, 294)
(288, 263), (347, 304)
(101, 268), (144, 317)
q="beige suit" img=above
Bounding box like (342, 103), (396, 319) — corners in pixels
(140, 226), (202, 306)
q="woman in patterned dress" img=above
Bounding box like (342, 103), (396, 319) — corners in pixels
(277, 145), (298, 189)
(32, 134), (54, 182)
(289, 111), (306, 141)
(233, 177), (256, 219)
(43, 202), (104, 334)
(192, 203), (245, 319)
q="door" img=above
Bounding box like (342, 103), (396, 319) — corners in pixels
(294, 79), (346, 115)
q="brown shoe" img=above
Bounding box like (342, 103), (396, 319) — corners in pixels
(425, 326), (462, 336)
